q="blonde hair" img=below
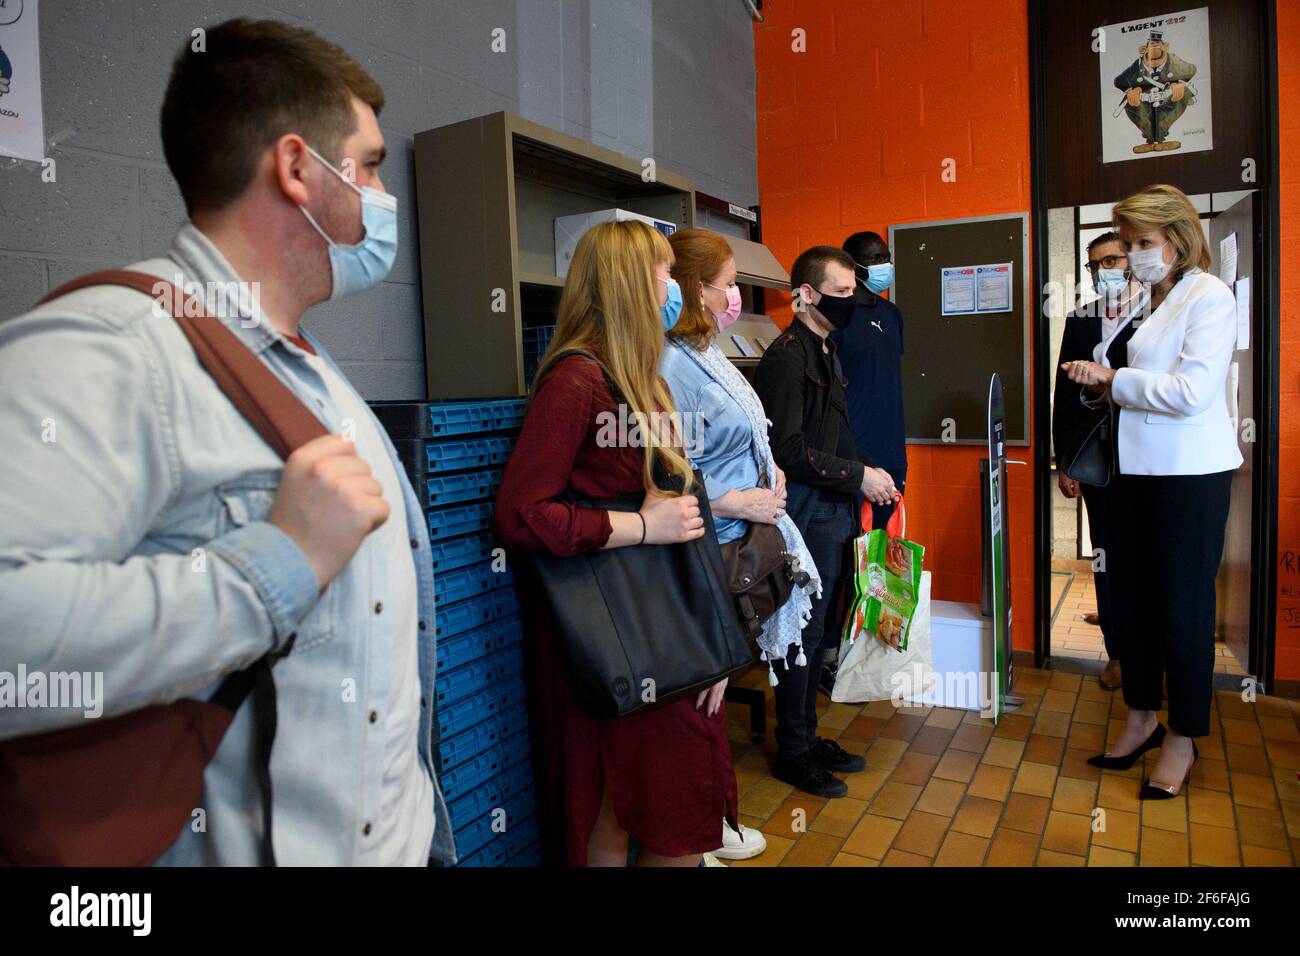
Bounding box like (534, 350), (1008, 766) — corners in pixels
(666, 228), (734, 350)
(534, 219), (694, 495)
(1112, 184), (1211, 276)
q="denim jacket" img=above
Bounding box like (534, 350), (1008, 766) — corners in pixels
(0, 224), (455, 866)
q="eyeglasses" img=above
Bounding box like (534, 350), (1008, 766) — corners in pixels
(1087, 254), (1128, 271)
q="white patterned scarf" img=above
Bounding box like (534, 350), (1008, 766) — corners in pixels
(669, 338), (822, 685)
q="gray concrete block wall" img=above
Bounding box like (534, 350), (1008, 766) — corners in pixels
(0, 0), (758, 400)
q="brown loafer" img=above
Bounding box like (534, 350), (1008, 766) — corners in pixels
(1099, 660), (1122, 691)
(1082, 612), (1100, 626)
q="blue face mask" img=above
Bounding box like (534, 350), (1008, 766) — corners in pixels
(1094, 268), (1128, 297)
(298, 145), (398, 300)
(658, 275), (683, 331)
(856, 261), (894, 294)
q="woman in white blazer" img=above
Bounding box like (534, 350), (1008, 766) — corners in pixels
(1062, 184), (1241, 800)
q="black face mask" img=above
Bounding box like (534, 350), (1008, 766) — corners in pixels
(813, 290), (857, 330)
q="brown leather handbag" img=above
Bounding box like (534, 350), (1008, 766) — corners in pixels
(0, 270), (327, 866)
(718, 521), (810, 642)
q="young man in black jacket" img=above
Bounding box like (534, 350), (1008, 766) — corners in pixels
(754, 246), (897, 797)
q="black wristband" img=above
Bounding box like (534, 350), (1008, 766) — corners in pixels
(637, 512), (647, 545)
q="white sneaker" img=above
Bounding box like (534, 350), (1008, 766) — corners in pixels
(711, 820), (766, 860)
(701, 851), (728, 867)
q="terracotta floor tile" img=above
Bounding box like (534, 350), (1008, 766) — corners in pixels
(949, 724), (994, 754)
(842, 813), (902, 860)
(1033, 710), (1073, 739)
(1048, 671), (1083, 692)
(881, 713), (927, 743)
(844, 767), (891, 801)
(739, 776), (793, 820)
(1093, 807), (1140, 852)
(1235, 805), (1289, 850)
(820, 703), (862, 731)
(1220, 717), (1264, 747)
(1053, 775), (1100, 816)
(843, 715), (888, 742)
(915, 777), (966, 817)
(1259, 715), (1300, 742)
(761, 793), (828, 839)
(893, 810), (950, 857)
(890, 751), (940, 786)
(1231, 772), (1280, 810)
(1012, 761), (1059, 798)
(909, 724), (957, 756)
(1282, 800), (1300, 840)
(968, 764), (1015, 802)
(1188, 787), (1236, 829)
(1190, 757), (1231, 792)
(1067, 722), (1106, 753)
(1001, 793), (1051, 834)
(862, 699), (900, 719)
(933, 749), (980, 784)
(1189, 823), (1242, 866)
(1040, 689), (1078, 714)
(934, 830), (989, 866)
(1041, 809), (1092, 856)
(1265, 740), (1300, 771)
(779, 831), (843, 867)
(951, 795), (1003, 839)
(982, 737), (1026, 769)
(1241, 845), (1294, 866)
(1037, 848), (1086, 866)
(727, 832), (795, 866)
(993, 713), (1034, 741)
(1059, 748), (1102, 782)
(810, 797), (870, 838)
(1023, 733), (1066, 766)
(1141, 794), (1189, 834)
(1097, 773), (1142, 813)
(870, 782), (923, 820)
(881, 847), (932, 866)
(1139, 826), (1189, 866)
(1224, 743), (1271, 776)
(830, 851), (880, 866)
(924, 707), (966, 730)
(865, 737), (910, 770)
(986, 827), (1039, 866)
(1072, 699), (1110, 726)
(1087, 845), (1136, 866)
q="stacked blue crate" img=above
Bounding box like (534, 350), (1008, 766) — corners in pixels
(370, 397), (542, 867)
(522, 325), (556, 389)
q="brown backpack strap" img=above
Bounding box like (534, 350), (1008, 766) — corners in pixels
(40, 269), (328, 459)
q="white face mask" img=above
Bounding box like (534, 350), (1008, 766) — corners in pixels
(1126, 243), (1172, 284)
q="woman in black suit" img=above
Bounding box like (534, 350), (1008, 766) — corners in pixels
(1063, 185), (1242, 800)
(1052, 232), (1137, 692)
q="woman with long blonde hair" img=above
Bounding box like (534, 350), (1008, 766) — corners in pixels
(494, 219), (740, 866)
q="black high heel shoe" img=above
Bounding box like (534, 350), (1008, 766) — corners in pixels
(1139, 741), (1198, 800)
(1085, 722), (1166, 770)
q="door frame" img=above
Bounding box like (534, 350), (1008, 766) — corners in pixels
(1027, 0), (1282, 688)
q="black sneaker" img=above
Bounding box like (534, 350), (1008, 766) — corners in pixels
(810, 737), (867, 774)
(772, 752), (849, 798)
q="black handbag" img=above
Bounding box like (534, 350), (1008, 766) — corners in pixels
(1065, 395), (1113, 487)
(521, 473), (754, 718)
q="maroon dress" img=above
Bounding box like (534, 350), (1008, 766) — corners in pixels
(493, 353), (739, 866)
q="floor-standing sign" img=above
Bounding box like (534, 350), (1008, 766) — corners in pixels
(985, 374), (1011, 720)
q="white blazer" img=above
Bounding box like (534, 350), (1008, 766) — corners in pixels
(1092, 269), (1243, 477)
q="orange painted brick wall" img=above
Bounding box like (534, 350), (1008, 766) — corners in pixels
(754, 0), (1037, 649)
(1277, 2), (1299, 683)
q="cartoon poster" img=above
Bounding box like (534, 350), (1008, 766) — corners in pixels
(0, 0), (44, 162)
(1097, 7), (1213, 164)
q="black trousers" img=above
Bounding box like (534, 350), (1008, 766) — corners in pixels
(773, 496), (855, 761)
(1105, 470), (1234, 737)
(1078, 482), (1117, 660)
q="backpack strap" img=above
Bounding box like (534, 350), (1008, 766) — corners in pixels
(40, 269), (330, 866)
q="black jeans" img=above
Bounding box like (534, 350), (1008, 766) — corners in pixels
(1106, 470), (1234, 738)
(773, 495), (856, 761)
(1078, 482), (1117, 660)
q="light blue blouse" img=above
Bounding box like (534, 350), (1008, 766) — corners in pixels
(658, 340), (761, 544)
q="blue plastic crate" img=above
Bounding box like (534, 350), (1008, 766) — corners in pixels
(447, 760), (536, 832)
(437, 674), (526, 741)
(439, 731), (533, 804)
(424, 469), (503, 508)
(434, 560), (515, 606)
(505, 840), (542, 867)
(451, 785), (538, 858)
(371, 400), (511, 440)
(456, 838), (508, 867)
(428, 533), (495, 574)
(502, 814), (541, 859)
(435, 588), (519, 640)
(423, 436), (515, 475)
(438, 700), (529, 771)
(439, 614), (523, 673)
(435, 645), (526, 709)
(427, 502), (493, 541)
(489, 398), (527, 432)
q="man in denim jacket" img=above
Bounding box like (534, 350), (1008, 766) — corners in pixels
(0, 19), (454, 866)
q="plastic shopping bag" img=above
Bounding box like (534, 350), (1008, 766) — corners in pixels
(841, 497), (925, 651)
(832, 571), (933, 704)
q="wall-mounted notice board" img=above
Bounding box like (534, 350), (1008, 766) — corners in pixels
(888, 213), (1030, 445)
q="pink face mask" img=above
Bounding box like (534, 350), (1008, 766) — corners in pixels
(707, 282), (743, 330)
